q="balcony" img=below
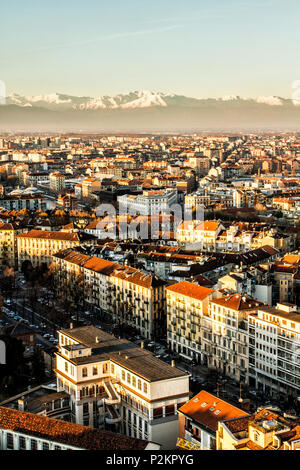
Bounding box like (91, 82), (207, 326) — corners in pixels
(176, 437), (202, 451)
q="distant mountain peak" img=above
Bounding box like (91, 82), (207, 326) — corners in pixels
(6, 90), (290, 111)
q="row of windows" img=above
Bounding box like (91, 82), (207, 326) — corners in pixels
(120, 369), (148, 394)
(5, 433), (64, 451)
(64, 361), (108, 378)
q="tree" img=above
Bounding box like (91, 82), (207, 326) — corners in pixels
(0, 335), (28, 398)
(31, 348), (46, 383)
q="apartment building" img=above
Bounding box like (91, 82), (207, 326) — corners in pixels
(176, 220), (224, 250)
(53, 249), (166, 340)
(217, 408), (300, 450)
(272, 254), (300, 304)
(23, 171), (49, 186)
(217, 266), (273, 306)
(177, 390), (248, 450)
(206, 294), (265, 384)
(49, 172), (65, 192)
(57, 193), (77, 211)
(118, 189), (178, 216)
(55, 325), (189, 449)
(0, 222), (26, 268)
(81, 177), (101, 198)
(17, 230), (97, 267)
(184, 192), (210, 209)
(166, 281), (218, 363)
(177, 220), (291, 253)
(248, 303), (300, 398)
(0, 192), (48, 212)
(0, 406), (158, 450)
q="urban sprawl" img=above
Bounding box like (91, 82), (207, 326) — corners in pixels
(0, 133), (300, 451)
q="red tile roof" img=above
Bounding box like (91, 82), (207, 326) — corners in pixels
(166, 281), (215, 301)
(0, 406), (148, 450)
(210, 293), (264, 311)
(178, 390), (248, 432)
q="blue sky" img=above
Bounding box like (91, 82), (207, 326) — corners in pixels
(1, 0), (300, 98)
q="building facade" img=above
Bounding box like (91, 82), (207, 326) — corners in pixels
(54, 325), (189, 449)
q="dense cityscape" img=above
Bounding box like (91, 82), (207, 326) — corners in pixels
(0, 132), (299, 451)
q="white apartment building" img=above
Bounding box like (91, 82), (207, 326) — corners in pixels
(184, 192), (210, 208)
(55, 325), (190, 449)
(176, 220), (224, 250)
(248, 303), (300, 398)
(49, 172), (65, 192)
(118, 189), (178, 216)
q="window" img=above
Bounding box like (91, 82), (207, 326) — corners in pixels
(103, 363), (108, 374)
(111, 363), (115, 375)
(42, 442), (50, 450)
(6, 433), (14, 449)
(92, 366), (97, 376)
(153, 407), (163, 419)
(65, 362), (68, 373)
(83, 403), (89, 414)
(138, 379), (141, 391)
(30, 439), (37, 450)
(132, 376), (136, 387)
(127, 373), (131, 384)
(122, 370), (125, 381)
(19, 436), (26, 450)
(82, 367), (88, 378)
(143, 383), (147, 394)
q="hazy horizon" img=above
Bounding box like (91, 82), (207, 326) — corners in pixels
(1, 0), (300, 99)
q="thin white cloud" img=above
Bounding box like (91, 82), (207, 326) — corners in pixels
(35, 25), (183, 52)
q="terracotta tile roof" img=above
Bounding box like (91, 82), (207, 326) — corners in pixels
(0, 406), (148, 450)
(0, 223), (15, 230)
(234, 440), (264, 450)
(17, 230), (82, 241)
(210, 293), (264, 311)
(84, 257), (119, 275)
(178, 390), (248, 432)
(196, 221), (220, 231)
(282, 254), (300, 264)
(111, 265), (166, 288)
(166, 281), (214, 301)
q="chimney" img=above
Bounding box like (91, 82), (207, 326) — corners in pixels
(95, 336), (100, 344)
(171, 360), (175, 367)
(141, 341), (144, 349)
(70, 322), (73, 329)
(18, 397), (26, 411)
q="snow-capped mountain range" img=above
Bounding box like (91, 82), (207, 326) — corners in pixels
(6, 90), (292, 110)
